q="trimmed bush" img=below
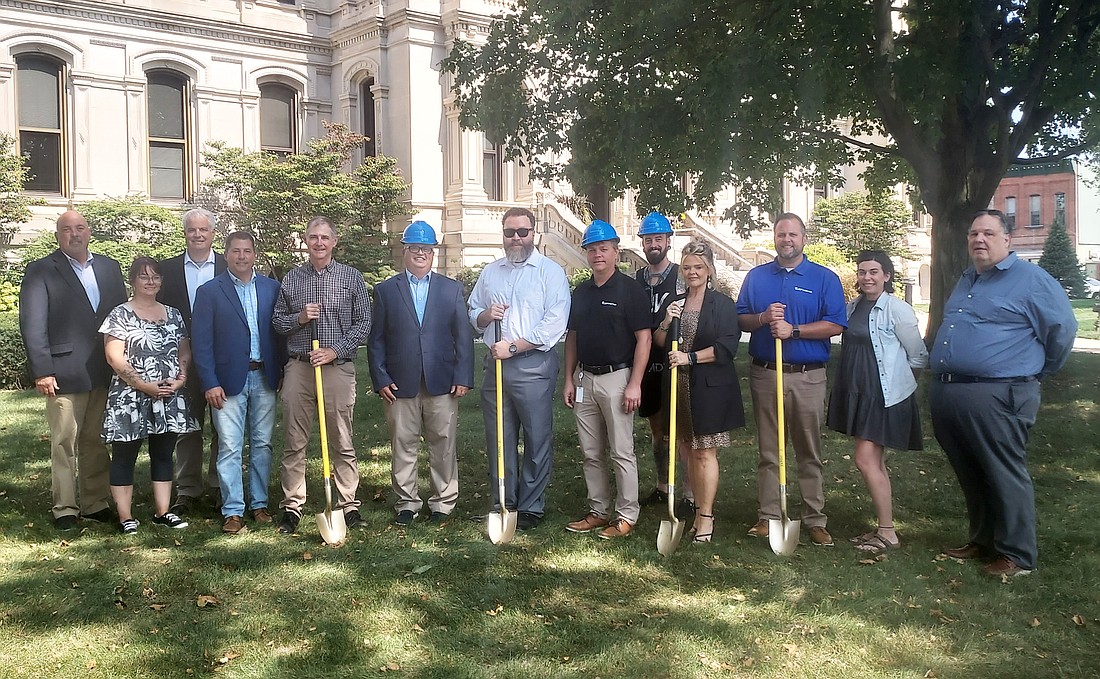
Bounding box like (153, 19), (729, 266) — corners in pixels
(0, 311), (30, 390)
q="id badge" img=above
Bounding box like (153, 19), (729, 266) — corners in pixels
(575, 370), (585, 403)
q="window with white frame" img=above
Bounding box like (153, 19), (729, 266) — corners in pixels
(1029, 194), (1041, 227)
(482, 137), (502, 201)
(1004, 196), (1016, 229)
(16, 55), (66, 194)
(259, 83), (297, 157)
(146, 70), (190, 200)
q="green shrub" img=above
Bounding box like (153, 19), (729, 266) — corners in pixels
(0, 311), (30, 390)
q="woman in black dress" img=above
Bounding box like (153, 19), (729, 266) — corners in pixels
(827, 251), (927, 554)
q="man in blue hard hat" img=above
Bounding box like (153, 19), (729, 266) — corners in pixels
(368, 221), (474, 527)
(563, 220), (652, 539)
(634, 212), (692, 515)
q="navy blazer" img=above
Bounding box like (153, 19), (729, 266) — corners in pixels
(367, 271), (474, 397)
(157, 251), (227, 330)
(191, 270), (287, 395)
(19, 249), (127, 393)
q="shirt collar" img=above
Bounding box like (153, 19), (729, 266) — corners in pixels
(185, 250), (216, 267)
(406, 269), (430, 284)
(63, 251), (94, 268)
(230, 269), (255, 287)
(964, 251), (1018, 280)
(768, 256), (810, 275)
(496, 247), (545, 269)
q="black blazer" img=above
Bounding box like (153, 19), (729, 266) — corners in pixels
(19, 249), (127, 393)
(658, 287), (745, 435)
(157, 251), (227, 330)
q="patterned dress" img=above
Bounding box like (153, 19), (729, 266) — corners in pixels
(99, 303), (198, 443)
(675, 309), (731, 450)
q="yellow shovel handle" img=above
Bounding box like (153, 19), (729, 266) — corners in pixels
(775, 337), (785, 487)
(313, 339), (331, 479)
(667, 337), (678, 488)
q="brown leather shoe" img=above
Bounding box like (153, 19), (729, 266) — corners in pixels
(747, 519), (769, 538)
(982, 555), (1032, 578)
(222, 515), (248, 535)
(565, 513), (609, 533)
(943, 542), (989, 560)
(597, 518), (633, 540)
(808, 526), (834, 546)
(251, 508), (273, 524)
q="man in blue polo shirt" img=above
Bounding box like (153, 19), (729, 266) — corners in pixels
(736, 213), (847, 546)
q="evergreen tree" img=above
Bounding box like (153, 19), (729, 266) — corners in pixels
(1038, 214), (1087, 298)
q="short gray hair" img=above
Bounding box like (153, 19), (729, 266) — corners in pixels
(182, 208), (216, 231)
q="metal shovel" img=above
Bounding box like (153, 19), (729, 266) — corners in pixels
(769, 337), (800, 556)
(487, 321), (517, 544)
(313, 338), (347, 546)
(657, 319), (685, 556)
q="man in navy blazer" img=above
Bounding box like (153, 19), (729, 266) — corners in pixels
(191, 231), (286, 534)
(158, 208), (227, 516)
(367, 221), (474, 525)
(19, 211), (127, 530)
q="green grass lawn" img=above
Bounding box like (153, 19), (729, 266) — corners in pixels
(1, 346), (1098, 678)
(1071, 299), (1099, 340)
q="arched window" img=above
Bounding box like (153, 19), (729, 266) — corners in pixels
(16, 55), (66, 194)
(146, 70), (191, 200)
(259, 83), (297, 157)
(360, 78), (377, 157)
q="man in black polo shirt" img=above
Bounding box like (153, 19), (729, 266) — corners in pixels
(563, 221), (652, 540)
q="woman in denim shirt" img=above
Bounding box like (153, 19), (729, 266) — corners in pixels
(827, 250), (928, 554)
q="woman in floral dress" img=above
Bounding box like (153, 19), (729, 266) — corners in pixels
(100, 256), (197, 534)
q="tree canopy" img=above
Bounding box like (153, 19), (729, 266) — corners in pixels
(809, 192), (914, 261)
(444, 0), (1100, 337)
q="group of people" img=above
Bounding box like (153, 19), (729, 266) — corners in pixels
(20, 205), (1076, 576)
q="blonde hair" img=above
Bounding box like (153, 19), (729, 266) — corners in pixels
(681, 238), (717, 281)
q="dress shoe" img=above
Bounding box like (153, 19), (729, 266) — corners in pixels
(251, 508), (273, 524)
(597, 518), (633, 540)
(54, 515), (78, 531)
(641, 487), (668, 506)
(222, 516), (248, 535)
(428, 511), (451, 525)
(565, 512), (610, 533)
(169, 495), (195, 517)
(393, 510), (419, 526)
(517, 512), (541, 530)
(943, 543), (989, 560)
(808, 526), (834, 546)
(80, 508), (116, 523)
(344, 509), (365, 529)
(277, 511), (301, 534)
(982, 555), (1032, 578)
(747, 519), (769, 538)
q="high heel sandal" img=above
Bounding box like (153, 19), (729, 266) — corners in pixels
(692, 513), (715, 543)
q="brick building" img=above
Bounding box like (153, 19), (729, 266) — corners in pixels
(990, 160), (1078, 261)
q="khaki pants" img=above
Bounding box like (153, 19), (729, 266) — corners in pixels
(749, 364), (827, 527)
(279, 360), (360, 514)
(173, 374), (219, 499)
(573, 368), (639, 524)
(46, 389), (111, 518)
(385, 387), (459, 515)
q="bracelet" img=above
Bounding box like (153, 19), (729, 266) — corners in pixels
(657, 323), (669, 333)
(688, 351), (697, 365)
(757, 312), (765, 327)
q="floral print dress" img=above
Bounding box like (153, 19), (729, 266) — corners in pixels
(99, 303), (198, 443)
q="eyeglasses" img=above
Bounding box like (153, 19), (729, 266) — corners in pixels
(503, 228), (532, 238)
(406, 245), (434, 254)
(137, 274), (162, 282)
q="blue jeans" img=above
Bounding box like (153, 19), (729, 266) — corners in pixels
(211, 370), (276, 518)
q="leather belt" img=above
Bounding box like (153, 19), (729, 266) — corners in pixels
(752, 358), (826, 373)
(579, 362), (631, 375)
(248, 361), (264, 371)
(290, 354), (350, 365)
(512, 349), (539, 360)
(937, 373), (1037, 384)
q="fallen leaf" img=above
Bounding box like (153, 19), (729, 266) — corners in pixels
(410, 565), (432, 575)
(197, 595), (221, 608)
(87, 660), (97, 670)
(1029, 618), (1041, 628)
(150, 604), (167, 611)
(783, 643), (799, 655)
(1072, 614), (1085, 626)
(924, 671), (937, 678)
(303, 552), (313, 561)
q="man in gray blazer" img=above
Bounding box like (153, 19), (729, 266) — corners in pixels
(19, 211), (127, 530)
(367, 221), (474, 525)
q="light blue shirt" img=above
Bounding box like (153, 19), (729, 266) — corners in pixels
(64, 251), (100, 312)
(230, 270), (262, 362)
(467, 248), (571, 349)
(184, 251), (217, 312)
(930, 252), (1077, 378)
(845, 292), (928, 407)
(406, 270), (430, 325)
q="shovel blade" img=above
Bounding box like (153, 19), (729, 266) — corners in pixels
(317, 508), (347, 546)
(768, 518), (800, 556)
(657, 519), (685, 556)
(487, 509), (517, 545)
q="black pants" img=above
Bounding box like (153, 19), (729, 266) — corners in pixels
(110, 433), (178, 486)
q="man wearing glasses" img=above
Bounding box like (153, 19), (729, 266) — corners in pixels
(468, 208), (570, 530)
(367, 221), (473, 527)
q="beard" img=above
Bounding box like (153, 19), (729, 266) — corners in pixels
(506, 242), (534, 263)
(645, 245), (670, 266)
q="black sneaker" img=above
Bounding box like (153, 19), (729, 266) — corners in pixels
(152, 512), (188, 529)
(119, 518), (139, 535)
(54, 515), (78, 531)
(641, 487), (669, 506)
(428, 511), (451, 525)
(80, 508), (116, 523)
(393, 510), (419, 526)
(675, 497), (697, 520)
(517, 512), (541, 530)
(277, 511), (301, 534)
(344, 509), (365, 529)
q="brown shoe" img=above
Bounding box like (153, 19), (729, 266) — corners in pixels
(597, 518), (633, 540)
(251, 508), (273, 524)
(808, 526), (834, 546)
(943, 542), (988, 560)
(747, 519), (769, 538)
(222, 515), (248, 535)
(566, 513), (610, 533)
(982, 555), (1032, 578)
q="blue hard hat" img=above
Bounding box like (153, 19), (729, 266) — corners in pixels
(638, 211), (673, 235)
(401, 220), (438, 245)
(581, 219), (620, 248)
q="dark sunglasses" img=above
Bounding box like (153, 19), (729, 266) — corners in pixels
(503, 228), (532, 238)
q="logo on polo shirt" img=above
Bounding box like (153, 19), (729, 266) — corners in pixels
(601, 301), (618, 307)
(793, 286), (814, 294)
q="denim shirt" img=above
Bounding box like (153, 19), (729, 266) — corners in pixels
(847, 292), (928, 407)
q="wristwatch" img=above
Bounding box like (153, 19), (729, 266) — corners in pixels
(509, 342), (518, 355)
(791, 326), (801, 339)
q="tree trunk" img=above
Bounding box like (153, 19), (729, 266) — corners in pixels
(924, 207), (972, 345)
